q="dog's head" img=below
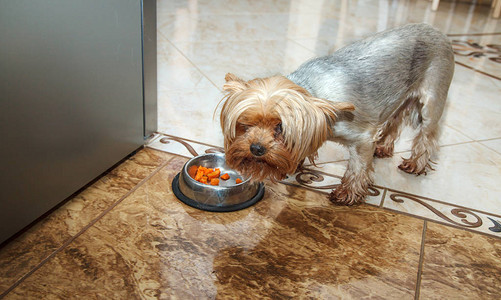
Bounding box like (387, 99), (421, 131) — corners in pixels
(219, 73), (354, 181)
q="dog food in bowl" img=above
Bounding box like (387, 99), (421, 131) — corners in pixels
(171, 153), (265, 212)
(190, 165), (243, 186)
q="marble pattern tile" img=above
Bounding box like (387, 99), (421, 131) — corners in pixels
(0, 148), (172, 295)
(172, 40), (316, 88)
(157, 0), (320, 17)
(309, 122), (474, 166)
(157, 87), (225, 146)
(373, 142), (501, 215)
(157, 34), (215, 91)
(420, 222), (501, 299)
(5, 154), (424, 299)
(481, 138), (501, 154)
(443, 65), (501, 141)
(158, 13), (293, 42)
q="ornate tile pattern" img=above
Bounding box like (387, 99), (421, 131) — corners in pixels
(147, 134), (501, 240)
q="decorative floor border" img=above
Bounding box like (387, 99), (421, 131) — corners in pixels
(147, 133), (501, 239)
(450, 37), (501, 81)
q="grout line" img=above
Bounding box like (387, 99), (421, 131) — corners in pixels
(0, 158), (172, 299)
(308, 137), (500, 167)
(379, 188), (387, 208)
(477, 137), (501, 142)
(447, 32), (501, 37)
(157, 31), (221, 91)
(415, 220), (427, 300)
(454, 61), (501, 81)
(286, 38), (318, 54)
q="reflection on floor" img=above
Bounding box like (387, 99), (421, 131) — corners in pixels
(1, 149), (500, 298)
(1, 0), (500, 298)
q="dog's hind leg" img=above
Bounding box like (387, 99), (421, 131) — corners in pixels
(374, 118), (401, 158)
(398, 63), (452, 175)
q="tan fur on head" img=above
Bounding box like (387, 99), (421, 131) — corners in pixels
(220, 73), (354, 181)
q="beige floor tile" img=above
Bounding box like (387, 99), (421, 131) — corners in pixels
(172, 40), (316, 88)
(444, 65), (501, 141)
(481, 138), (501, 155)
(374, 142), (501, 215)
(158, 87), (225, 146)
(157, 34), (215, 91)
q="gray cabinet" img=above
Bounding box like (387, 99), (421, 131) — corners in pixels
(0, 0), (156, 244)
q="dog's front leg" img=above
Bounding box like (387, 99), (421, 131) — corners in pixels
(329, 142), (375, 205)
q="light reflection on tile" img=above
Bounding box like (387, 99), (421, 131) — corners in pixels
(6, 159), (423, 299)
(159, 13), (292, 42)
(157, 87), (225, 146)
(157, 34), (215, 91)
(172, 40), (316, 88)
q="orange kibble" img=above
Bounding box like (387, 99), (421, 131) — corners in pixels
(207, 169), (221, 180)
(192, 165), (239, 186)
(194, 168), (204, 181)
(203, 167), (214, 176)
(188, 165), (199, 178)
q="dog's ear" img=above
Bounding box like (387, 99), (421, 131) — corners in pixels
(332, 102), (355, 112)
(312, 98), (355, 121)
(223, 73), (248, 94)
(225, 73), (243, 83)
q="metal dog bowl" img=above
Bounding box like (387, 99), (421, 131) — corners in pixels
(172, 153), (265, 212)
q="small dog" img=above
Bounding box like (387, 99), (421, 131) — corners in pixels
(219, 23), (454, 205)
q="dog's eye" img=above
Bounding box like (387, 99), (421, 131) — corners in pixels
(237, 123), (250, 133)
(275, 123), (282, 135)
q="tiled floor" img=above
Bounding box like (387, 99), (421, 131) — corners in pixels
(1, 0), (501, 299)
(154, 0), (501, 234)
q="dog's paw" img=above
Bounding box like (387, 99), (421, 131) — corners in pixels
(398, 158), (434, 175)
(374, 145), (394, 158)
(329, 186), (364, 206)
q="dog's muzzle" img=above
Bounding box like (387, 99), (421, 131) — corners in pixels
(250, 143), (267, 157)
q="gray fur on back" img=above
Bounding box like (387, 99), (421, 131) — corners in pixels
(286, 23), (454, 126)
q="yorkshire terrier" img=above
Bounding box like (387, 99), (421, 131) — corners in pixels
(219, 23), (454, 205)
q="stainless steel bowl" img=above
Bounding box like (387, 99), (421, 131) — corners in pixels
(172, 153), (265, 212)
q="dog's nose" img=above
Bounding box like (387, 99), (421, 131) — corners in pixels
(250, 143), (267, 157)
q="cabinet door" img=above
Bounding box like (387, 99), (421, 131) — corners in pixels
(0, 0), (146, 244)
